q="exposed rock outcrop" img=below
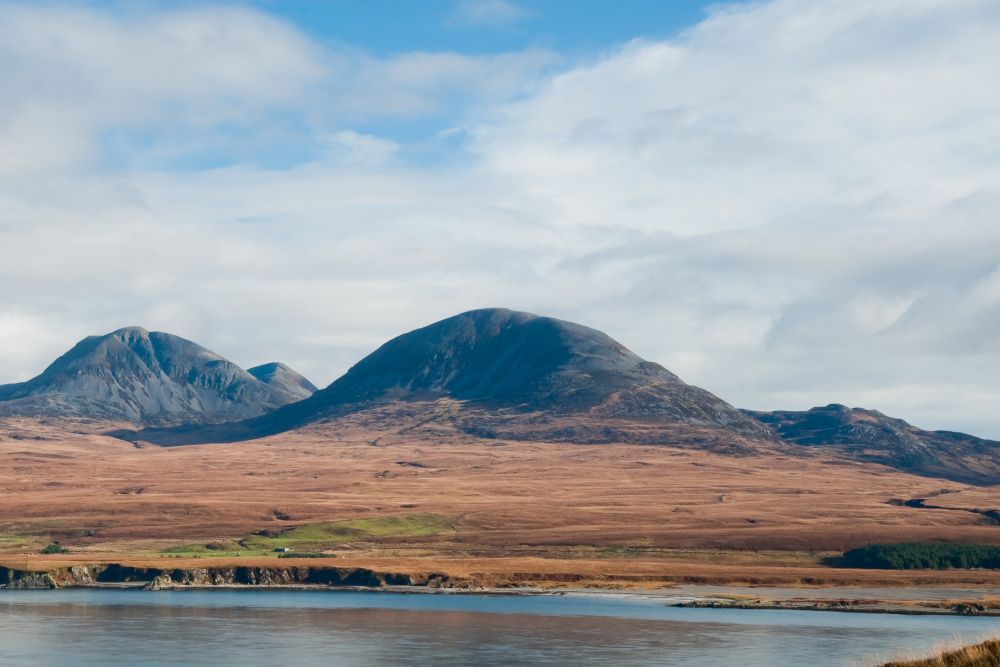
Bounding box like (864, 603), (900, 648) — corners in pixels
(0, 568), (56, 589)
(1, 563), (432, 590)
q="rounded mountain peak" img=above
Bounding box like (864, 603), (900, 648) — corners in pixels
(0, 326), (308, 425)
(110, 326), (151, 338)
(130, 308), (778, 444)
(247, 362), (317, 400)
(310, 307), (684, 410)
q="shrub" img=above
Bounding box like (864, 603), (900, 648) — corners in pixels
(277, 552), (336, 559)
(40, 543), (68, 555)
(843, 543), (1000, 570)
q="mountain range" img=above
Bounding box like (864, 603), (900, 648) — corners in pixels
(0, 327), (314, 425)
(224, 307), (777, 440)
(746, 404), (1000, 485)
(1, 309), (997, 484)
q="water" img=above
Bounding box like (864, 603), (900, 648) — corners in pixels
(2, 589), (999, 666)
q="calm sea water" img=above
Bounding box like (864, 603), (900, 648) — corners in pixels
(2, 589), (999, 666)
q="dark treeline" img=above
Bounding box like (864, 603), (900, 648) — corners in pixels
(277, 553), (337, 559)
(843, 543), (1000, 570)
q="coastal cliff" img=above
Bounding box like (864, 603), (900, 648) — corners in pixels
(0, 564), (442, 590)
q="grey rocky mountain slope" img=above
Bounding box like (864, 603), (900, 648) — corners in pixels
(0, 327), (312, 425)
(247, 362), (318, 400)
(133, 308), (778, 444)
(745, 404), (1000, 485)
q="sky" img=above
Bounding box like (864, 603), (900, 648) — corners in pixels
(2, 0), (1000, 436)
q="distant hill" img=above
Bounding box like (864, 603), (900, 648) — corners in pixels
(0, 327), (314, 425)
(745, 404), (1000, 485)
(131, 308), (778, 449)
(248, 362), (318, 400)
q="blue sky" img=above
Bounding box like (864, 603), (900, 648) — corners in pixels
(257, 0), (754, 154)
(2, 0), (1000, 436)
(247, 0), (732, 54)
(91, 0), (752, 168)
(133, 0), (742, 55)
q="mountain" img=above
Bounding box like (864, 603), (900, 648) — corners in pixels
(0, 327), (313, 426)
(745, 404), (1000, 485)
(130, 308), (778, 448)
(247, 362), (318, 400)
(287, 308), (774, 431)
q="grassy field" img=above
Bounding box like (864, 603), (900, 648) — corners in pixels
(0, 537), (28, 546)
(4, 416), (1000, 565)
(562, 546), (836, 566)
(240, 513), (456, 551)
(152, 542), (255, 558)
(880, 637), (1000, 666)
(144, 514), (457, 558)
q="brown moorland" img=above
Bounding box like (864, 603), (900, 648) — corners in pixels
(2, 403), (1000, 590)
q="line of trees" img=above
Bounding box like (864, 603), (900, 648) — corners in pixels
(843, 543), (1000, 570)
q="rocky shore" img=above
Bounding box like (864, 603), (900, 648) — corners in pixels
(0, 563), (440, 591)
(673, 598), (999, 616)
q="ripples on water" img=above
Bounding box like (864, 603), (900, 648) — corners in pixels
(2, 590), (999, 666)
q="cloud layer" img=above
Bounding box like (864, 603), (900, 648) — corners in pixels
(1, 0), (999, 436)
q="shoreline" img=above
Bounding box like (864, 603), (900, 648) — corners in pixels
(4, 555), (1000, 617)
(3, 584), (998, 617)
(3, 569), (999, 617)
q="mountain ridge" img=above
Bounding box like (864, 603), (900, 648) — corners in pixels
(11, 311), (997, 485)
(745, 404), (1000, 485)
(0, 327), (314, 426)
(128, 308), (779, 446)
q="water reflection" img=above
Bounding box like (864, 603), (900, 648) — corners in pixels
(1, 590), (998, 666)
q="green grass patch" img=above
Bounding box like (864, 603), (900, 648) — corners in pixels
(153, 542), (253, 558)
(149, 550), (253, 558)
(240, 513), (456, 551)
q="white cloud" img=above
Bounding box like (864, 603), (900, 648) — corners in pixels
(459, 0), (1000, 434)
(0, 3), (557, 176)
(327, 49), (559, 117)
(2, 0), (1000, 439)
(0, 4), (325, 176)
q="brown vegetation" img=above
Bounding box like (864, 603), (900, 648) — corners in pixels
(880, 637), (1000, 666)
(2, 406), (999, 588)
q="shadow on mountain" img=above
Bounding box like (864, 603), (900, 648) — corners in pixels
(0, 327), (315, 426)
(116, 310), (1000, 486)
(745, 404), (1000, 486)
(123, 308), (779, 450)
